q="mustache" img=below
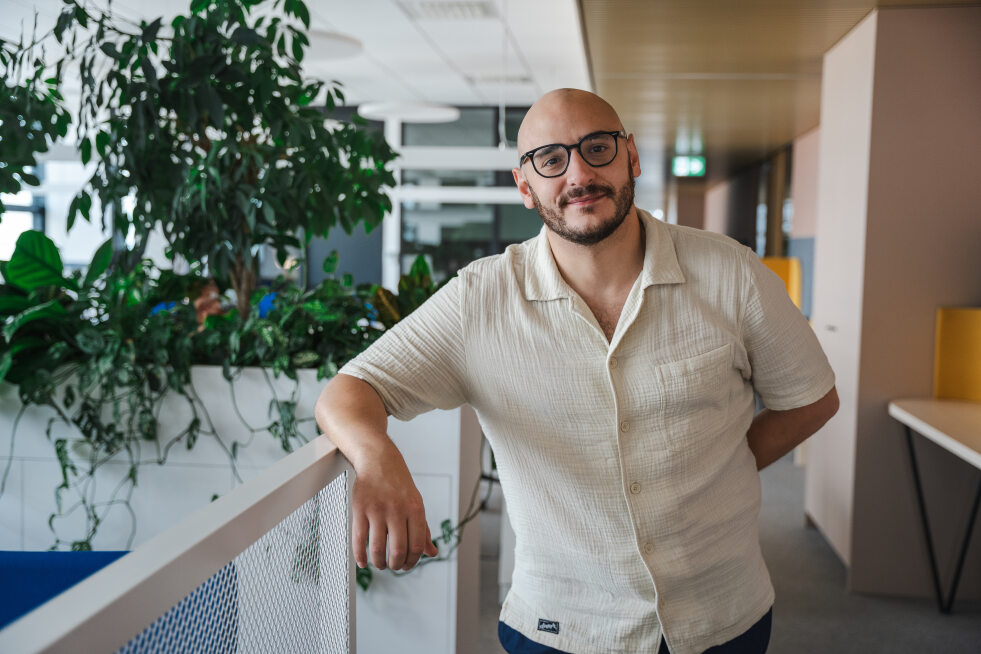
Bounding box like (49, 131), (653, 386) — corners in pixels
(559, 184), (614, 208)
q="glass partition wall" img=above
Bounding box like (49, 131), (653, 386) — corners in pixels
(386, 106), (538, 287)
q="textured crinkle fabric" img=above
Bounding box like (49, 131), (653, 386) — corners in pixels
(340, 209), (835, 654)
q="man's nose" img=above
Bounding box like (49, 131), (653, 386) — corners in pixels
(563, 148), (595, 186)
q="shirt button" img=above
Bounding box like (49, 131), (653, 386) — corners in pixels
(630, 482), (642, 494)
(609, 357), (618, 369)
(620, 421), (630, 433)
(644, 543), (654, 555)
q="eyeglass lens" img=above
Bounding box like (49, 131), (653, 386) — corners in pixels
(532, 132), (618, 177)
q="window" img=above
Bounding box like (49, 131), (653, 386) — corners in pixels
(1, 169), (45, 260)
(401, 201), (540, 284)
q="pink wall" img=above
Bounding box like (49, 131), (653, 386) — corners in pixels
(704, 180), (730, 235)
(806, 5), (981, 599)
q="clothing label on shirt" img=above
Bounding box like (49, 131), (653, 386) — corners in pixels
(537, 619), (560, 634)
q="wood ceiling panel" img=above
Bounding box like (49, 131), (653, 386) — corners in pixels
(581, 0), (981, 193)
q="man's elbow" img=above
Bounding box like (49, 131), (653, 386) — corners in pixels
(814, 385), (839, 428)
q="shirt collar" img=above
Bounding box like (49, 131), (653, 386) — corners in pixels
(523, 208), (686, 302)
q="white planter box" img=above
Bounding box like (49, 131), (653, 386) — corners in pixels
(0, 365), (480, 654)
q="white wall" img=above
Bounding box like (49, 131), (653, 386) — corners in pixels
(804, 9), (878, 567)
(789, 127), (820, 239)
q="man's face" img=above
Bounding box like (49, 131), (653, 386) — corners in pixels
(513, 91), (642, 247)
(526, 158), (636, 246)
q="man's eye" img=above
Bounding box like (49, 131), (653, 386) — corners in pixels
(588, 144), (609, 154)
(541, 157), (561, 168)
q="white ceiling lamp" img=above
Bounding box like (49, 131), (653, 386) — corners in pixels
(358, 101), (460, 123)
(307, 29), (363, 61)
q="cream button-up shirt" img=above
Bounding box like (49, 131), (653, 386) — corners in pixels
(340, 209), (835, 654)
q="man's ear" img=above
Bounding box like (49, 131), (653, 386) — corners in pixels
(512, 167), (537, 209)
(626, 134), (642, 178)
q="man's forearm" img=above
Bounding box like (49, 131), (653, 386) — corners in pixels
(315, 373), (439, 570)
(315, 373), (400, 470)
(745, 386), (839, 470)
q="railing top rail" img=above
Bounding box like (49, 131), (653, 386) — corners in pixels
(0, 435), (350, 654)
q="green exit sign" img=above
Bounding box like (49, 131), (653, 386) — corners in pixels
(672, 156), (706, 177)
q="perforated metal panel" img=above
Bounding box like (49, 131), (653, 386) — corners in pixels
(117, 472), (351, 654)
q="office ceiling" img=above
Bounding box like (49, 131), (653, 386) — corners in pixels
(582, 0), (981, 199)
(2, 0), (590, 108)
(6, 0), (979, 207)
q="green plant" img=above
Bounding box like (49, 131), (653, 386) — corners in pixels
(0, 230), (392, 549)
(48, 0), (396, 318)
(1, 0), (476, 583)
(0, 35), (71, 216)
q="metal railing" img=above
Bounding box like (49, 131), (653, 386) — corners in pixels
(0, 436), (355, 654)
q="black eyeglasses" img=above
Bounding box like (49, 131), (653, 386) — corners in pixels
(519, 130), (626, 178)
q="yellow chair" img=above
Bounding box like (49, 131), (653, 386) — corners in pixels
(760, 257), (802, 309)
(934, 308), (981, 402)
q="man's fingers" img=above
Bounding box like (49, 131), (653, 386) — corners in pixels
(352, 512), (369, 569)
(387, 518), (409, 570)
(425, 523), (439, 558)
(402, 517), (429, 571)
(368, 516), (388, 570)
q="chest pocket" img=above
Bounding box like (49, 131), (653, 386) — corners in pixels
(653, 343), (733, 450)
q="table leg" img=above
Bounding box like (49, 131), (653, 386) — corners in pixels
(943, 474), (981, 613)
(903, 425), (947, 612)
(904, 425), (981, 614)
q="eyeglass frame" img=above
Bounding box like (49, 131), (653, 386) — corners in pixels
(518, 130), (628, 178)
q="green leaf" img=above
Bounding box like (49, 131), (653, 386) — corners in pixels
(0, 351), (11, 382)
(76, 328), (106, 354)
(80, 138), (92, 165)
(231, 27), (261, 47)
(0, 295), (30, 315)
(295, 1), (311, 29)
(95, 131), (110, 157)
(9, 336), (45, 357)
(5, 231), (74, 291)
(83, 239), (113, 287)
(3, 300), (67, 342)
(322, 250), (338, 275)
(291, 350), (319, 368)
(356, 566), (373, 591)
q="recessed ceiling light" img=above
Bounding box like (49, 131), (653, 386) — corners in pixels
(397, 1), (498, 20)
(358, 101), (461, 123)
(307, 30), (363, 60)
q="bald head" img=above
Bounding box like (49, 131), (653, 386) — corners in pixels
(517, 89), (625, 154)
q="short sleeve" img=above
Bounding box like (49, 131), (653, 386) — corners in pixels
(338, 275), (469, 421)
(740, 249), (836, 410)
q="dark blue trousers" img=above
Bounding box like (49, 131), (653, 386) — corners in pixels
(498, 607), (772, 654)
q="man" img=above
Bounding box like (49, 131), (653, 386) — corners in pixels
(315, 89), (838, 654)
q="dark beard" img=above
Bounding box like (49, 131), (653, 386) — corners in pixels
(530, 175), (636, 246)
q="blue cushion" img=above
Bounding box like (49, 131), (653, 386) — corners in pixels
(0, 550), (128, 630)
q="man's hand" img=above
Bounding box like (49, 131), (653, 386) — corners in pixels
(351, 447), (439, 571)
(315, 373), (439, 571)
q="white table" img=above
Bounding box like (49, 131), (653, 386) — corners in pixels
(888, 398), (981, 613)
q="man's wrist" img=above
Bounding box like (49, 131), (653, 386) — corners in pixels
(347, 435), (404, 476)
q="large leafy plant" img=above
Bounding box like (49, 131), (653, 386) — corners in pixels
(0, 0), (401, 550)
(52, 0), (396, 317)
(0, 230), (389, 549)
